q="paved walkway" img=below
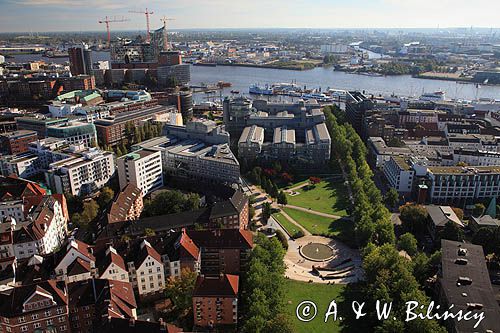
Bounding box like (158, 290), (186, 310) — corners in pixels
(276, 205), (311, 236)
(284, 235), (364, 284)
(284, 204), (344, 219)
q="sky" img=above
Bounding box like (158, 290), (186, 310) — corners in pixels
(0, 0), (500, 33)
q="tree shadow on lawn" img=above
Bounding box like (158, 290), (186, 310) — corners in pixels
(325, 180), (350, 215)
(327, 217), (356, 248)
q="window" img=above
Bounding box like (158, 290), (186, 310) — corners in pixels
(18, 316), (25, 323)
(20, 325), (28, 332)
(150, 283), (154, 288)
(45, 310), (51, 317)
(31, 314), (38, 320)
(34, 323), (41, 329)
(47, 319), (53, 325)
(59, 316), (66, 322)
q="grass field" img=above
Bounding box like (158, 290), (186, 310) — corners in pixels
(286, 180), (349, 216)
(282, 207), (354, 240)
(273, 212), (303, 237)
(284, 280), (366, 333)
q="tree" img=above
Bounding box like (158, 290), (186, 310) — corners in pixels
(164, 268), (197, 316)
(472, 227), (496, 254)
(144, 228), (156, 237)
(275, 230), (288, 250)
(249, 205), (256, 220)
(399, 204), (428, 236)
(473, 203), (485, 217)
(262, 202), (272, 223)
(281, 172), (293, 184)
(142, 190), (199, 217)
(73, 199), (99, 228)
(98, 187), (114, 209)
(384, 188), (399, 209)
(309, 176), (321, 185)
(277, 191), (287, 205)
(440, 221), (464, 242)
(398, 232), (418, 256)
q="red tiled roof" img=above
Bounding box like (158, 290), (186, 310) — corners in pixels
(193, 274), (239, 297)
(179, 229), (199, 260)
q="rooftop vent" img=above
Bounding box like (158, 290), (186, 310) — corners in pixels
(457, 276), (472, 286)
(458, 248), (468, 256)
(455, 258), (468, 265)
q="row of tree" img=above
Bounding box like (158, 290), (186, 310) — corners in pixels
(240, 234), (293, 333)
(323, 106), (446, 332)
(324, 105), (395, 247)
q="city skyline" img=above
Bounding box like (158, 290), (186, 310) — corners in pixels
(1, 0), (500, 33)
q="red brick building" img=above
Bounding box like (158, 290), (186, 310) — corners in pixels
(0, 280), (70, 333)
(0, 130), (38, 155)
(187, 229), (253, 276)
(193, 274), (239, 328)
(68, 279), (137, 333)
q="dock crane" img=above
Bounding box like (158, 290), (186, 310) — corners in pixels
(160, 16), (175, 50)
(98, 16), (129, 48)
(129, 8), (154, 43)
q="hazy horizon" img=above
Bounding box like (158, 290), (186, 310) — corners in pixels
(1, 0), (500, 33)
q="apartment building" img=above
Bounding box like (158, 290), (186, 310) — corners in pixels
(107, 184), (144, 224)
(383, 156), (415, 194)
(193, 274), (239, 328)
(0, 130), (38, 155)
(426, 166), (500, 204)
(187, 229), (253, 276)
(117, 149), (163, 197)
(96, 246), (130, 283)
(125, 240), (165, 299)
(45, 147), (115, 196)
(438, 240), (500, 333)
(68, 278), (137, 333)
(54, 239), (96, 283)
(0, 280), (70, 333)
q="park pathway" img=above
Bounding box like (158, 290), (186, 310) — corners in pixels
(284, 204), (343, 219)
(271, 202), (311, 236)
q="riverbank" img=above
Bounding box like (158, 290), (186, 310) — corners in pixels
(218, 61), (320, 71)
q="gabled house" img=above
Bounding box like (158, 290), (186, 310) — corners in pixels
(124, 239), (165, 299)
(54, 239), (96, 282)
(0, 280), (70, 333)
(97, 245), (129, 283)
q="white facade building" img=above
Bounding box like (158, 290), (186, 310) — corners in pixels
(126, 240), (165, 298)
(117, 149), (163, 197)
(383, 156), (415, 194)
(45, 147), (115, 196)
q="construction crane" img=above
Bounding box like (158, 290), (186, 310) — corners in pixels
(129, 8), (154, 43)
(160, 16), (175, 50)
(98, 16), (129, 48)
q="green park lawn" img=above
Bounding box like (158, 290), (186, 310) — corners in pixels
(284, 280), (366, 333)
(272, 212), (303, 237)
(285, 180), (349, 216)
(282, 207), (354, 241)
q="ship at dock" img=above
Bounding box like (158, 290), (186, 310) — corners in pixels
(249, 84), (273, 95)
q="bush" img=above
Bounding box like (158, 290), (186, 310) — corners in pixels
(275, 229), (289, 250)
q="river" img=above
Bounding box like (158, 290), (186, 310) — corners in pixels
(190, 65), (500, 102)
(8, 52), (500, 101)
